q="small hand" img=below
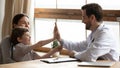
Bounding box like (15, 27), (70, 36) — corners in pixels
(53, 22), (61, 41)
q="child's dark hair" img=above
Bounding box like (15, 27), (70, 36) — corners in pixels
(10, 27), (29, 46)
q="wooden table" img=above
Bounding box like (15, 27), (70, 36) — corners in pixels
(0, 59), (120, 68)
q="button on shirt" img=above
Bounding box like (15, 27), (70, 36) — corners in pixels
(61, 23), (119, 61)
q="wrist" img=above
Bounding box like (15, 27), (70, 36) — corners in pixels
(52, 37), (56, 41)
(69, 51), (75, 58)
(59, 39), (63, 45)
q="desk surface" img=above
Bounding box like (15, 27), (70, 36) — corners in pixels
(0, 59), (120, 68)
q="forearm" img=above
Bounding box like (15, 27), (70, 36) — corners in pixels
(41, 46), (62, 58)
(32, 38), (55, 49)
(39, 38), (55, 47)
(40, 49), (56, 58)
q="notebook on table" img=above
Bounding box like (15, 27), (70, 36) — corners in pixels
(40, 57), (78, 63)
(78, 61), (115, 67)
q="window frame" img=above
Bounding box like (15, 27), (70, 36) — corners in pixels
(34, 8), (120, 55)
(35, 8), (120, 21)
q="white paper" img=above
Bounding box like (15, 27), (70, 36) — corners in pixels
(78, 61), (115, 67)
(40, 57), (77, 63)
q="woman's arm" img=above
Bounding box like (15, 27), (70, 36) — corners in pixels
(40, 45), (62, 58)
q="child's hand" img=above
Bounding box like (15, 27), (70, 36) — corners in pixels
(53, 23), (61, 41)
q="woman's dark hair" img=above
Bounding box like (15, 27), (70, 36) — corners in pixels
(81, 3), (103, 22)
(10, 27), (29, 46)
(12, 13), (29, 28)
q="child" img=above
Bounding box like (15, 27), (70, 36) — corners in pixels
(10, 27), (61, 62)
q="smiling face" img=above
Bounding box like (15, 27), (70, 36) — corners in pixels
(81, 3), (103, 31)
(11, 28), (31, 46)
(17, 31), (31, 45)
(14, 16), (30, 29)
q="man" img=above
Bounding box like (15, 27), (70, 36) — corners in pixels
(54, 3), (119, 61)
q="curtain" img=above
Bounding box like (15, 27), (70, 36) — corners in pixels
(2, 0), (34, 39)
(0, 0), (5, 41)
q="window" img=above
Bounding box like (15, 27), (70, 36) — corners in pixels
(34, 0), (120, 51)
(87, 0), (120, 10)
(35, 18), (86, 47)
(35, 0), (85, 9)
(34, 0), (86, 48)
(57, 0), (85, 9)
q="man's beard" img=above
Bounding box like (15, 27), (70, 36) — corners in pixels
(86, 22), (91, 30)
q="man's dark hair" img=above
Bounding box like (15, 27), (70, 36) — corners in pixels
(12, 13), (29, 28)
(10, 27), (29, 46)
(81, 3), (103, 22)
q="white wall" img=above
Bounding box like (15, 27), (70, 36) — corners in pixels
(0, 0), (5, 41)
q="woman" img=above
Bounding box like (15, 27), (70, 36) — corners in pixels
(0, 13), (60, 63)
(0, 13), (30, 64)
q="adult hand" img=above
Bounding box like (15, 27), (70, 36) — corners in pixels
(68, 51), (75, 58)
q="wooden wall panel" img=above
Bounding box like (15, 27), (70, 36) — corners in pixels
(35, 8), (120, 21)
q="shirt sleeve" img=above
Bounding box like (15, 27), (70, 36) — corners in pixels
(74, 42), (111, 61)
(74, 29), (112, 61)
(61, 39), (88, 52)
(15, 43), (32, 56)
(0, 36), (16, 63)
